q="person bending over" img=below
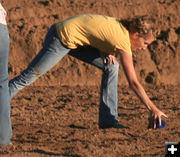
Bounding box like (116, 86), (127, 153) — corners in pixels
(9, 14), (167, 129)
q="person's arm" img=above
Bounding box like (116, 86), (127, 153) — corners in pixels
(118, 50), (167, 128)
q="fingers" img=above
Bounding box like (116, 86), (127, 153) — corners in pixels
(153, 115), (157, 129)
(158, 117), (162, 126)
(104, 55), (116, 65)
(103, 58), (107, 64)
(150, 111), (168, 129)
(158, 113), (168, 126)
(162, 113), (168, 118)
(109, 57), (114, 65)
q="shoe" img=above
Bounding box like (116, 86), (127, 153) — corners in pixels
(99, 122), (129, 129)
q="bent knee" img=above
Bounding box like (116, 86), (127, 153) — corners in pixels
(113, 61), (119, 69)
(106, 61), (119, 70)
(104, 61), (119, 74)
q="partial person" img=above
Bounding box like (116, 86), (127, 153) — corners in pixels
(0, 0), (12, 145)
(9, 14), (168, 129)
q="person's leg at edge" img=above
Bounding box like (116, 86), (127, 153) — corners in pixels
(9, 24), (70, 99)
(69, 47), (119, 127)
(0, 24), (12, 145)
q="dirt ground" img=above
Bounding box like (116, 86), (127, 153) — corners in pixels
(0, 85), (180, 157)
(0, 0), (180, 156)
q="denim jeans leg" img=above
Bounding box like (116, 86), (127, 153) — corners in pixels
(69, 46), (119, 126)
(99, 62), (119, 126)
(0, 24), (12, 145)
(9, 24), (70, 98)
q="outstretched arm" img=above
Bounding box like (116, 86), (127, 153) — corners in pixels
(118, 50), (168, 129)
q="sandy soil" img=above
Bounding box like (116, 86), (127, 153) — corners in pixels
(0, 85), (180, 157)
(0, 0), (180, 156)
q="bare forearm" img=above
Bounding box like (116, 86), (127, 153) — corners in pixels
(119, 50), (167, 128)
(130, 81), (158, 112)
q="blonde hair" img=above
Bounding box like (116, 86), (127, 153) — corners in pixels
(120, 16), (158, 38)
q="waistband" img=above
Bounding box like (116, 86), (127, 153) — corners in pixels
(53, 23), (69, 49)
(0, 22), (7, 27)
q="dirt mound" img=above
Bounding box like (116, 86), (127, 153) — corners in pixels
(3, 0), (180, 86)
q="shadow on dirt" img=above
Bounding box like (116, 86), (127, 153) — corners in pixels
(28, 149), (81, 157)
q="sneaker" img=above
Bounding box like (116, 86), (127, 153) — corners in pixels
(99, 122), (129, 129)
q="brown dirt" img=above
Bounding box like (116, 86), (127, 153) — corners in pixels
(0, 0), (180, 156)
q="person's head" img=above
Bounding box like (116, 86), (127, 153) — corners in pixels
(121, 16), (157, 52)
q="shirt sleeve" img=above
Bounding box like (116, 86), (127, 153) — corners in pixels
(114, 37), (132, 55)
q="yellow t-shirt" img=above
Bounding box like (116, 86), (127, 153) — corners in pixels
(56, 14), (132, 54)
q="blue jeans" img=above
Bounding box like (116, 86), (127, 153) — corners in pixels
(0, 24), (12, 145)
(9, 24), (119, 126)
